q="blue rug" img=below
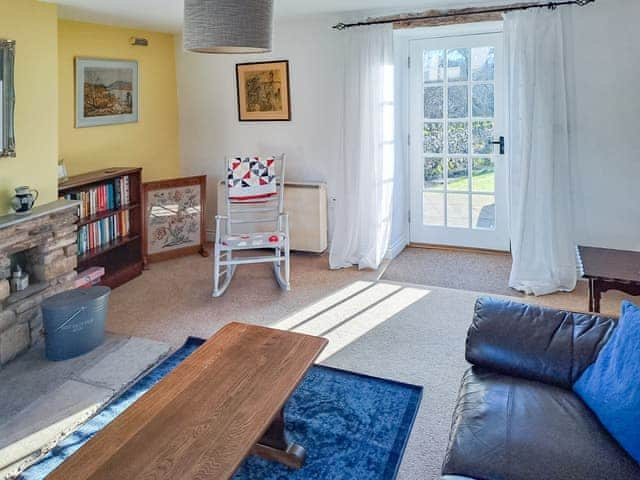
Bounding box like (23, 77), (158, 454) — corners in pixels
(21, 337), (422, 480)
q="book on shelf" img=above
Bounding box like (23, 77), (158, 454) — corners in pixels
(77, 210), (131, 255)
(58, 167), (143, 289)
(75, 266), (105, 288)
(62, 175), (131, 219)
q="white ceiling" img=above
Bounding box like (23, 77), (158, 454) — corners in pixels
(42, 0), (520, 34)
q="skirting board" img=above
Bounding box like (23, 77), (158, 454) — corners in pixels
(408, 242), (510, 255)
(386, 234), (409, 260)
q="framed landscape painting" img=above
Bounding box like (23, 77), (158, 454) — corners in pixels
(236, 60), (291, 121)
(75, 58), (138, 128)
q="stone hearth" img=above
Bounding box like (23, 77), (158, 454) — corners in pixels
(0, 200), (80, 367)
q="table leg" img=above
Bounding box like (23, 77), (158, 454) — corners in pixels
(253, 408), (306, 469)
(593, 280), (602, 313)
(588, 279), (594, 313)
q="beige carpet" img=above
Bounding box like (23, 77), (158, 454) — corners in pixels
(382, 247), (521, 297)
(102, 249), (634, 479)
(382, 246), (637, 316)
(107, 251), (378, 347)
(107, 254), (469, 479)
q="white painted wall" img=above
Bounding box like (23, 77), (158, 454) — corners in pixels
(176, 0), (640, 257)
(175, 16), (344, 240)
(175, 14), (408, 255)
(564, 0), (640, 251)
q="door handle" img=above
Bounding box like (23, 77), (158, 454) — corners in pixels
(490, 136), (505, 155)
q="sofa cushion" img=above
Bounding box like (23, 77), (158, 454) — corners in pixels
(467, 297), (616, 389)
(442, 367), (640, 480)
(574, 300), (640, 463)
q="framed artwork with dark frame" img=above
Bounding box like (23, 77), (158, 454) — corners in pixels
(142, 175), (208, 264)
(236, 60), (291, 121)
(75, 57), (138, 128)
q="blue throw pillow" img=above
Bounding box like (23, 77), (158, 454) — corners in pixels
(574, 301), (640, 463)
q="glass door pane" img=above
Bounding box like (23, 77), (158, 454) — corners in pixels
(410, 31), (508, 251)
(422, 45), (498, 230)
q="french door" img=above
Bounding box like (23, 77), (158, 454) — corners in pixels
(409, 32), (509, 251)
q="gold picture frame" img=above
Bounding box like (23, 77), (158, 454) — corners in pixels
(236, 60), (291, 121)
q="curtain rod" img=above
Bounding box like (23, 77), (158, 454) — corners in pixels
(332, 0), (595, 30)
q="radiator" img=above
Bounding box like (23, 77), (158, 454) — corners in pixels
(217, 181), (328, 253)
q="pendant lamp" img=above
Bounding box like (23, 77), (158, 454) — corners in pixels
(184, 0), (274, 54)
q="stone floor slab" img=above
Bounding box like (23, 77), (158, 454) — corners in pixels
(75, 337), (171, 391)
(0, 379), (112, 477)
(0, 334), (172, 479)
(0, 335), (127, 424)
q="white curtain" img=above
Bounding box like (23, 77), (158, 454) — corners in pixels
(505, 9), (577, 295)
(329, 24), (394, 270)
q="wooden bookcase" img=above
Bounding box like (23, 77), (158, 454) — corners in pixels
(58, 167), (143, 289)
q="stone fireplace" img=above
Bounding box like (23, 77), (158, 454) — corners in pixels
(0, 199), (79, 367)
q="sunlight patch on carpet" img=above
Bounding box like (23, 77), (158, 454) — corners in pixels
(273, 281), (430, 361)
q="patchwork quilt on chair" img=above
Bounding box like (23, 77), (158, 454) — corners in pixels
(227, 156), (276, 201)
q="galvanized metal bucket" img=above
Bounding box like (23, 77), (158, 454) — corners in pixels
(42, 286), (111, 361)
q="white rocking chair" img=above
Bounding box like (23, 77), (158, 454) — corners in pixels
(212, 154), (290, 297)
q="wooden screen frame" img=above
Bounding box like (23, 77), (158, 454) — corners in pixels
(142, 175), (208, 264)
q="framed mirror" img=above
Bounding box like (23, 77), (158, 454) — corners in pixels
(0, 39), (16, 157)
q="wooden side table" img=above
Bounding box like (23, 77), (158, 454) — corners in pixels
(577, 246), (640, 313)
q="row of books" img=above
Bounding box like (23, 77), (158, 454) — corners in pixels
(63, 176), (131, 219)
(77, 211), (131, 255)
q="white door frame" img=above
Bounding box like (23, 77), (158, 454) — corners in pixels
(394, 22), (509, 252)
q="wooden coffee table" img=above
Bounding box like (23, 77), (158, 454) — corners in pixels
(578, 245), (640, 313)
(47, 323), (328, 479)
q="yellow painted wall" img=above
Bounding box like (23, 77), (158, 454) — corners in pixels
(0, 0), (58, 214)
(58, 20), (180, 182)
